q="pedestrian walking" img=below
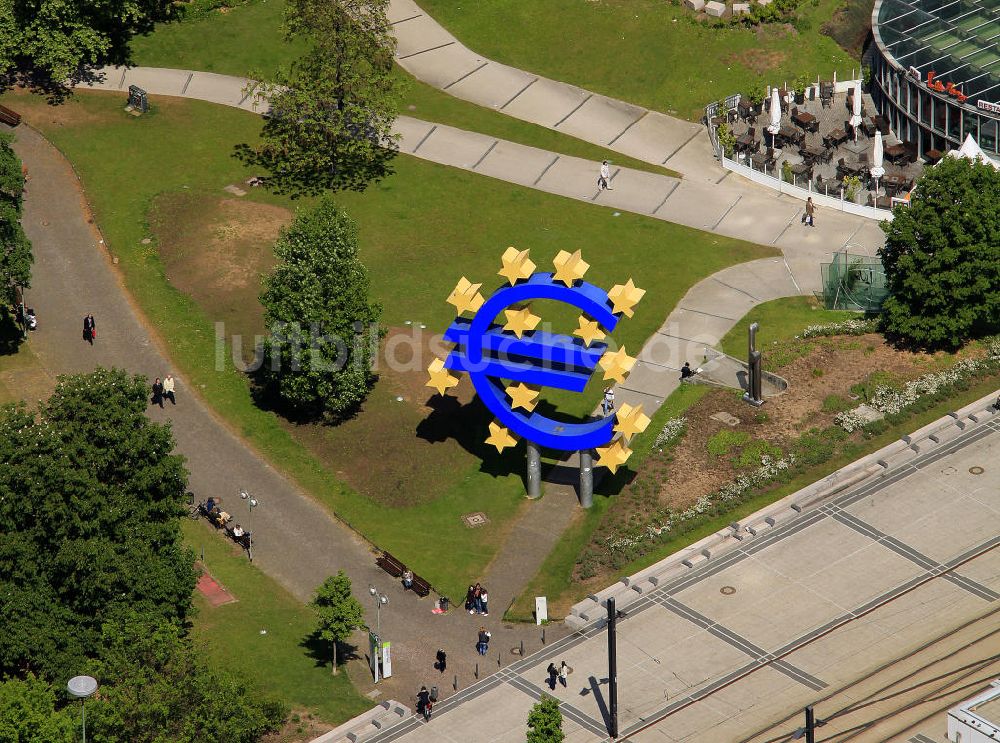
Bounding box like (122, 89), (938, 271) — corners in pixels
(416, 686), (432, 721)
(476, 627), (491, 656)
(479, 587), (489, 617)
(83, 314), (96, 345)
(547, 662), (559, 690)
(559, 661), (571, 687)
(435, 649), (447, 673)
(151, 377), (164, 408)
(602, 386), (615, 415)
(597, 160), (613, 190)
(804, 197), (816, 227)
(163, 374), (176, 405)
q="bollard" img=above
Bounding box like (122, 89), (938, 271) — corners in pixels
(497, 650), (502, 668)
(453, 675), (457, 691)
(475, 663), (479, 679)
(520, 640), (525, 656)
(542, 628), (546, 645)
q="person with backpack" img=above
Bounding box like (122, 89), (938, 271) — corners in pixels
(476, 627), (491, 656)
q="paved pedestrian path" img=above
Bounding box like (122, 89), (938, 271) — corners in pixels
(8, 121), (554, 706)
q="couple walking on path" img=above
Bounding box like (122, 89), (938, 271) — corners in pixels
(151, 375), (177, 407)
(546, 660), (572, 689)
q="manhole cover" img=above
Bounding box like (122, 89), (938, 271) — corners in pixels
(463, 512), (490, 528)
(941, 466), (957, 476)
(720, 586), (736, 595)
(970, 466), (985, 475)
(41, 221), (49, 227)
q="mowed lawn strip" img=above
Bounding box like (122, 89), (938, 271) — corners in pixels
(417, 0), (859, 121)
(181, 519), (371, 725)
(4, 90), (774, 600)
(130, 0), (679, 176)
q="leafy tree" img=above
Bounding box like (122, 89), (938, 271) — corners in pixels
(83, 615), (286, 743)
(527, 695), (564, 743)
(0, 675), (76, 742)
(0, 0), (171, 83)
(0, 133), (32, 307)
(0, 368), (196, 681)
(879, 156), (1000, 350)
(236, 0), (403, 196)
(310, 571), (365, 675)
(258, 198), (381, 421)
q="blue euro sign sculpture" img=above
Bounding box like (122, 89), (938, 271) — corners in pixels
(443, 273), (617, 451)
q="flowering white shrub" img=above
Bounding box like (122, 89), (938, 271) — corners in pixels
(835, 339), (1000, 431)
(654, 416), (687, 448)
(800, 318), (878, 339)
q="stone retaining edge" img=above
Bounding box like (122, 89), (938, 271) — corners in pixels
(567, 387), (1000, 626)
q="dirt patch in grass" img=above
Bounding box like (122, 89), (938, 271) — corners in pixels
(577, 333), (980, 583)
(150, 191), (291, 350)
(727, 48), (788, 75)
(822, 0), (874, 56)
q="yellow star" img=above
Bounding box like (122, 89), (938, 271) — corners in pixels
(503, 306), (540, 338)
(485, 421), (517, 453)
(446, 277), (485, 316)
(498, 247), (536, 285)
(552, 249), (589, 286)
(426, 358), (459, 396)
(595, 439), (633, 473)
(574, 315), (606, 346)
(505, 382), (539, 412)
(599, 347), (636, 383)
(614, 403), (651, 440)
(608, 279), (646, 318)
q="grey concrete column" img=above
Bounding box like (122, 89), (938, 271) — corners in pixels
(579, 449), (594, 508)
(526, 440), (542, 499)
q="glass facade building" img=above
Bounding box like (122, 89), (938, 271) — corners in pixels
(871, 0), (1000, 158)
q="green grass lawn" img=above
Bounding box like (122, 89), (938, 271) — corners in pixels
(3, 89), (774, 602)
(129, 0), (678, 176)
(417, 0), (860, 121)
(182, 519), (370, 726)
(719, 295), (854, 357)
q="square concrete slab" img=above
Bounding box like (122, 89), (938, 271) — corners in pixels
(714, 193), (801, 246)
(124, 67), (193, 96)
(592, 169), (680, 215)
(557, 94), (646, 148)
(804, 542), (920, 610)
(397, 44), (487, 90)
(443, 62), (535, 110)
(723, 582), (846, 649)
(534, 155), (605, 201)
(707, 258), (800, 304)
(637, 332), (708, 369)
(785, 611), (892, 680)
(393, 14), (458, 57)
(502, 77), (590, 128)
(892, 495), (1000, 563)
(610, 111), (701, 165)
(414, 126), (496, 170)
(185, 72), (249, 108)
(474, 139), (560, 187)
(669, 276), (758, 320)
(843, 475), (963, 534)
(387, 0), (424, 23)
(673, 557), (795, 620)
(392, 117), (437, 153)
(655, 182), (740, 232)
(661, 307), (741, 341)
(751, 516), (871, 580)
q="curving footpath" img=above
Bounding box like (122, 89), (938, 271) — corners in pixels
(7, 0), (893, 725)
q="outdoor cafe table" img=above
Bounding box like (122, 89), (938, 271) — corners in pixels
(792, 110), (818, 132)
(824, 128), (848, 148)
(882, 173), (912, 194)
(778, 125), (803, 145)
(884, 143), (908, 165)
(790, 162), (811, 177)
(735, 132), (757, 153)
(871, 114), (890, 135)
(750, 152), (771, 170)
(800, 144), (827, 164)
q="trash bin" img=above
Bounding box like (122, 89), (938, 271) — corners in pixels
(439, 596), (450, 612)
(430, 686), (439, 702)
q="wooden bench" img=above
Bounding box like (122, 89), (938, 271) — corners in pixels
(376, 551), (405, 578)
(0, 105), (21, 127)
(410, 573), (431, 598)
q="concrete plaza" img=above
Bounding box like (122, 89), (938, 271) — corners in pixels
(370, 414), (1000, 742)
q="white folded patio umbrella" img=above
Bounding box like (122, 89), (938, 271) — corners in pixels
(947, 133), (1000, 169)
(870, 131), (885, 201)
(849, 79), (863, 141)
(766, 88), (781, 147)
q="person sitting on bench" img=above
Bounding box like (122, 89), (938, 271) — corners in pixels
(402, 569), (414, 590)
(232, 524), (245, 538)
(680, 362), (696, 379)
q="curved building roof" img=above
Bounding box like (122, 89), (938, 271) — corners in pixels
(873, 0), (1000, 106)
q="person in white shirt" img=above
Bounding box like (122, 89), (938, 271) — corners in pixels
(598, 160), (613, 190)
(602, 387), (616, 415)
(163, 374), (176, 405)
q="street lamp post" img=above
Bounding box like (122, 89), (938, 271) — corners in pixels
(368, 584), (388, 636)
(67, 676), (98, 743)
(240, 489), (258, 562)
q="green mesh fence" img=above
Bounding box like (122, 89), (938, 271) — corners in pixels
(820, 252), (889, 312)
